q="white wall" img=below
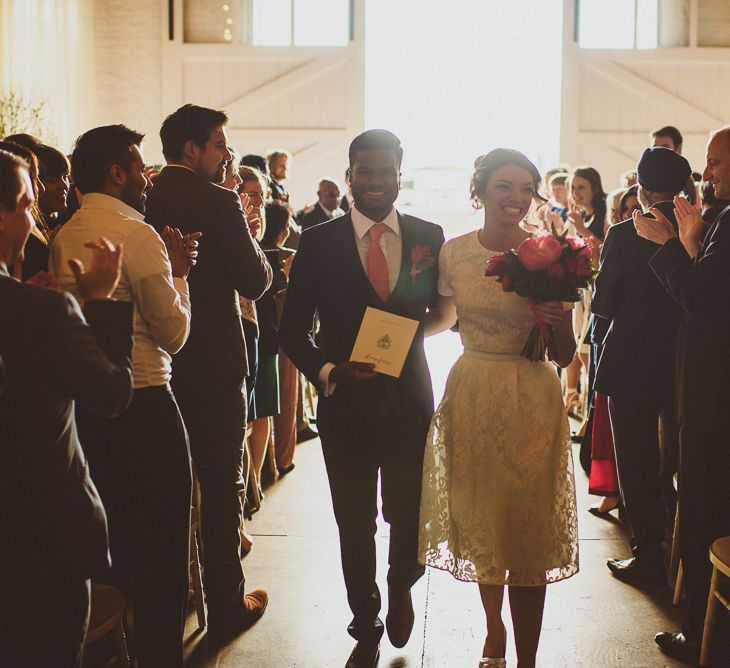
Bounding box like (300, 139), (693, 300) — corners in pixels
(93, 0), (165, 160)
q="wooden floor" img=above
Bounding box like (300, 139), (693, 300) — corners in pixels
(182, 432), (699, 668)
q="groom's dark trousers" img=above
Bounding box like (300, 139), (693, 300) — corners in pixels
(279, 211), (444, 641)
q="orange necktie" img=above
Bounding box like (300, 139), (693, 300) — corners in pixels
(367, 224), (390, 303)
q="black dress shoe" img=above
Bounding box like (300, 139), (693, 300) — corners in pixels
(386, 587), (414, 648)
(607, 556), (666, 585)
(345, 641), (380, 668)
(654, 631), (700, 658)
(297, 425), (319, 443)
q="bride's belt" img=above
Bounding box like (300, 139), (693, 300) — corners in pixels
(463, 349), (524, 362)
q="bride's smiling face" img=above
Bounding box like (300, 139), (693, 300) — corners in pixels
(481, 164), (536, 226)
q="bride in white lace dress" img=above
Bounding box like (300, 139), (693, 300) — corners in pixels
(420, 150), (579, 668)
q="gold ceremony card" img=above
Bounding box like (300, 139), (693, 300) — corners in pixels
(349, 307), (420, 378)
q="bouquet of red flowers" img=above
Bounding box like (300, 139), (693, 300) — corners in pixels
(484, 226), (598, 361)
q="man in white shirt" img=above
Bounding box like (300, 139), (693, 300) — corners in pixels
(51, 125), (196, 667)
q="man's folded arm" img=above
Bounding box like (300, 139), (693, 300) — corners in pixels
(52, 292), (134, 417)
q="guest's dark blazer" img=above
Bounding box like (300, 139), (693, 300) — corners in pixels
(279, 211), (444, 441)
(299, 202), (333, 231)
(592, 201), (683, 404)
(649, 205), (730, 426)
(145, 166), (272, 383)
(0, 272), (134, 579)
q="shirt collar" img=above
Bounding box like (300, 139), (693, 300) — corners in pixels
(351, 205), (400, 240)
(318, 201), (333, 218)
(79, 192), (145, 222)
(0, 261), (9, 278)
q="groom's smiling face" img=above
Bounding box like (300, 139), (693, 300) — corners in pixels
(349, 148), (400, 219)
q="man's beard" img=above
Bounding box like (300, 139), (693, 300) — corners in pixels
(211, 162), (226, 184)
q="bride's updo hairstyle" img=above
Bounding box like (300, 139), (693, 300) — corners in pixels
(470, 148), (546, 210)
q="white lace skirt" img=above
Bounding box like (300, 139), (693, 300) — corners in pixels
(419, 350), (579, 586)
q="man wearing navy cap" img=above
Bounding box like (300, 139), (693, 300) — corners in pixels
(593, 147), (692, 586)
(636, 127), (730, 659)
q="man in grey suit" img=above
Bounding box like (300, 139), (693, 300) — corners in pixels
(0, 149), (134, 666)
(145, 104), (273, 637)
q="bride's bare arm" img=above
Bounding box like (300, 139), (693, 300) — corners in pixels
(424, 294), (457, 337)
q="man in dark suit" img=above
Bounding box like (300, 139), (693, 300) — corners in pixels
(298, 178), (345, 230)
(0, 149), (134, 667)
(635, 126), (730, 659)
(593, 147), (691, 585)
(279, 130), (444, 668)
(145, 104), (273, 637)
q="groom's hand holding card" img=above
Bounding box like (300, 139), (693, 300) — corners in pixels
(349, 307), (420, 378)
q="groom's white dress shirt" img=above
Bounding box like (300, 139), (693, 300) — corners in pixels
(318, 204), (402, 396)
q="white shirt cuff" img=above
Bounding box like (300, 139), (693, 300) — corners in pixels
(318, 362), (337, 397)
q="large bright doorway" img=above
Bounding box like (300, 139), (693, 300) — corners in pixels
(364, 0), (565, 394)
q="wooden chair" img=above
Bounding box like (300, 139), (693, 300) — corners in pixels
(700, 536), (730, 666)
(85, 583), (130, 667)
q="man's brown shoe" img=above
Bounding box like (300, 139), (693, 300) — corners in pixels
(345, 641), (380, 668)
(207, 589), (268, 639)
(385, 586), (414, 648)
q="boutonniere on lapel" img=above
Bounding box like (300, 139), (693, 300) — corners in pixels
(409, 245), (434, 282)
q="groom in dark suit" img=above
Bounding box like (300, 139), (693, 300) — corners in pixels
(279, 130), (444, 668)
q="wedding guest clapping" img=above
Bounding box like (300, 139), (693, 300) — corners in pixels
(0, 148), (134, 668)
(51, 124), (197, 667)
(635, 126), (730, 660)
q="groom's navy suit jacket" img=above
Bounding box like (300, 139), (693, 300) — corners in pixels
(279, 210), (444, 444)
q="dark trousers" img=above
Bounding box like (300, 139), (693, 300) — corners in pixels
(0, 576), (90, 667)
(319, 406), (426, 642)
(78, 385), (192, 668)
(678, 422), (730, 638)
(608, 396), (678, 561)
(173, 376), (247, 616)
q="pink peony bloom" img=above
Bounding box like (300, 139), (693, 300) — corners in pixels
(565, 235), (587, 251)
(517, 234), (563, 271)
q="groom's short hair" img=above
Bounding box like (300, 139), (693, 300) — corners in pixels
(349, 129), (403, 168)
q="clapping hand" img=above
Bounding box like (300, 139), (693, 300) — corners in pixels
(162, 226), (201, 279)
(239, 192), (262, 239)
(68, 238), (123, 302)
(673, 195), (704, 251)
(567, 208), (587, 234)
(633, 208), (677, 245)
(25, 271), (59, 290)
(545, 209), (564, 233)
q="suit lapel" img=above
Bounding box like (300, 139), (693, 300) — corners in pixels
(389, 213), (414, 305)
